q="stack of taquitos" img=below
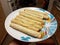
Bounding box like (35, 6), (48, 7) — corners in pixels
(10, 9), (50, 38)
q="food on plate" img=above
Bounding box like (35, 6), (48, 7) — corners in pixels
(24, 9), (50, 21)
(10, 23), (45, 38)
(10, 9), (50, 38)
(19, 12), (44, 23)
(11, 19), (39, 31)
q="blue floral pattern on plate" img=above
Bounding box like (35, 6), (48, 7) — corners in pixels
(21, 36), (31, 42)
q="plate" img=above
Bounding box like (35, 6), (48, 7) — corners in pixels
(5, 7), (57, 42)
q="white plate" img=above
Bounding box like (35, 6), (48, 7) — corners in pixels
(5, 7), (57, 42)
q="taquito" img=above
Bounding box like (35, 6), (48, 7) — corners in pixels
(11, 19), (39, 31)
(19, 12), (44, 23)
(15, 16), (43, 29)
(17, 15), (44, 25)
(24, 9), (49, 20)
(10, 23), (44, 38)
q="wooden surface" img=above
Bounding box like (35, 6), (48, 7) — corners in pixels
(51, 5), (60, 45)
(0, 2), (7, 44)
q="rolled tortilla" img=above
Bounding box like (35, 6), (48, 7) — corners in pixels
(24, 9), (49, 19)
(17, 15), (44, 25)
(23, 10), (43, 19)
(19, 12), (44, 23)
(10, 23), (42, 38)
(15, 16), (43, 29)
(21, 11), (43, 20)
(11, 19), (39, 31)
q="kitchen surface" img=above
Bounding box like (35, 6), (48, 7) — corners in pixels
(0, 0), (60, 45)
(0, 2), (7, 44)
